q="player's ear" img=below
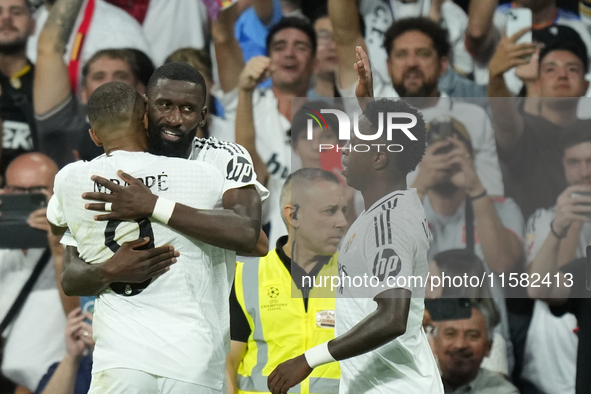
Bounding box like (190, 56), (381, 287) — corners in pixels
(199, 106), (208, 128)
(143, 111), (149, 129)
(373, 151), (388, 171)
(89, 128), (102, 147)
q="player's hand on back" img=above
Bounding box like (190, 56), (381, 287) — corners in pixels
(83, 170), (158, 221)
(267, 355), (312, 394)
(103, 237), (179, 284)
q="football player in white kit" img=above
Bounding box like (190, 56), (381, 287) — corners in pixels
(59, 63), (268, 299)
(47, 82), (260, 394)
(268, 98), (444, 394)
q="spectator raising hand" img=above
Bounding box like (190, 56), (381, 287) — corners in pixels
(236, 56), (272, 186)
(488, 27), (536, 93)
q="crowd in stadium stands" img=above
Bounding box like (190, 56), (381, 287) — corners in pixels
(2, 0), (591, 393)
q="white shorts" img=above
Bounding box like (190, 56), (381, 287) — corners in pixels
(88, 368), (226, 394)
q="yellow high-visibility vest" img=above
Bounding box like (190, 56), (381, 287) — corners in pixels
(235, 249), (340, 394)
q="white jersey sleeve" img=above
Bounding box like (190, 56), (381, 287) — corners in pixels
(189, 137), (269, 204)
(47, 162), (80, 229)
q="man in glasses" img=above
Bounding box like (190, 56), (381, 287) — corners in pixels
(0, 153), (72, 392)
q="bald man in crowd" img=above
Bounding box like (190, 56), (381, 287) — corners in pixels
(0, 153), (71, 392)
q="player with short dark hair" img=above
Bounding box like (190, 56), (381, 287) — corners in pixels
(48, 81), (237, 393)
(268, 98), (444, 394)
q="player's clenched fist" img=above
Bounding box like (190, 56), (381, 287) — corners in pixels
(267, 355), (312, 394)
(239, 56), (271, 92)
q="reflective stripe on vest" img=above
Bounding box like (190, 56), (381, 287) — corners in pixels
(236, 250), (340, 394)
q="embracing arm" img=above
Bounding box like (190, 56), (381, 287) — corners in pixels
(168, 185), (263, 254)
(84, 172), (266, 255)
(34, 0), (84, 116)
(60, 240), (179, 297)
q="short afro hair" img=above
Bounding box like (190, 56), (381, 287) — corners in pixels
(87, 81), (144, 134)
(362, 98), (427, 175)
(147, 62), (207, 102)
(383, 17), (451, 59)
(266, 16), (317, 57)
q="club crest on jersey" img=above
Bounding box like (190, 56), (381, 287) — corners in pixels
(343, 233), (356, 253)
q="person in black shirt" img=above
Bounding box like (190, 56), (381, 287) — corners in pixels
(0, 0), (38, 183)
(488, 25), (589, 220)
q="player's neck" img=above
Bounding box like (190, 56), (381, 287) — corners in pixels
(361, 178), (407, 210)
(427, 188), (466, 217)
(104, 138), (147, 155)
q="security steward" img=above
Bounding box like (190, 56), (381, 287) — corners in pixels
(226, 168), (347, 394)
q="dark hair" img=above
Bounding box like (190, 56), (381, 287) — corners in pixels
(383, 17), (451, 59)
(82, 49), (154, 88)
(266, 17), (317, 57)
(291, 101), (341, 147)
(147, 62), (208, 102)
(363, 98), (427, 174)
(539, 41), (589, 74)
(562, 119), (591, 151)
(87, 81), (144, 131)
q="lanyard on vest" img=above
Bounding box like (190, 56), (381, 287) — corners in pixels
(68, 0), (96, 93)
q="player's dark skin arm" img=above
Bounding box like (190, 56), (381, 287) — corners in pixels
(83, 171), (265, 255)
(267, 288), (411, 394)
(61, 239), (180, 296)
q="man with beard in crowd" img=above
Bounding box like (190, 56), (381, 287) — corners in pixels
(0, 0), (38, 182)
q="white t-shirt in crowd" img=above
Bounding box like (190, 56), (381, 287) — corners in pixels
(0, 249), (67, 391)
(336, 189), (443, 394)
(141, 0), (209, 65)
(28, 0), (152, 65)
(522, 207), (581, 394)
(360, 0), (473, 87)
(218, 88), (292, 249)
(339, 80), (504, 197)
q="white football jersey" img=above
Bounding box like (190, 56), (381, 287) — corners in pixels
(47, 151), (230, 389)
(336, 189), (443, 394)
(57, 137), (270, 379)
